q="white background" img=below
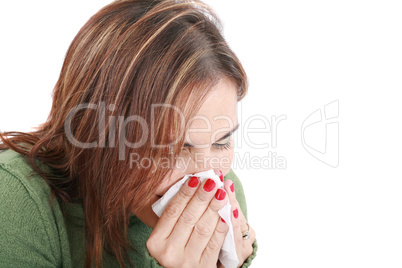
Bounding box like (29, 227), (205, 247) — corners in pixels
(1, 1), (402, 267)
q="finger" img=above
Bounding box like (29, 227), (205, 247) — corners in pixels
(231, 204), (257, 264)
(153, 176), (200, 239)
(200, 216), (229, 266)
(168, 178), (219, 245)
(239, 225), (256, 263)
(224, 180), (248, 232)
(225, 180), (256, 264)
(185, 188), (228, 256)
(214, 169), (224, 183)
(231, 205), (244, 251)
(245, 226), (257, 250)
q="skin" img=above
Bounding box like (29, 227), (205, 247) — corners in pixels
(136, 77), (256, 267)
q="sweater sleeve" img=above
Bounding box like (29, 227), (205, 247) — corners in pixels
(225, 169), (258, 268)
(0, 167), (58, 267)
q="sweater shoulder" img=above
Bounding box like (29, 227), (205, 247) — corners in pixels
(0, 148), (70, 266)
(0, 149), (52, 200)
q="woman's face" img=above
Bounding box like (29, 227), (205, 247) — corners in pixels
(137, 78), (239, 227)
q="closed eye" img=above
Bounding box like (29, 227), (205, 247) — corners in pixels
(212, 135), (232, 150)
(182, 124), (239, 151)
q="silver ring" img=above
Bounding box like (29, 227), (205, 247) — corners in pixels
(242, 222), (250, 240)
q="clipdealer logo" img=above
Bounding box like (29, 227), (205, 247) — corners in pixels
(301, 100), (339, 168)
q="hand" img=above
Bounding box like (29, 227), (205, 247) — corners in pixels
(220, 179), (256, 268)
(146, 176), (229, 268)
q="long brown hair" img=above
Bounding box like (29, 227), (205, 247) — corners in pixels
(0, 0), (247, 267)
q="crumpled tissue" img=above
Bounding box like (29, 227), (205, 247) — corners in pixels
(152, 169), (239, 268)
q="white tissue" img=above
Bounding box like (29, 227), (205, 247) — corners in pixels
(152, 169), (239, 268)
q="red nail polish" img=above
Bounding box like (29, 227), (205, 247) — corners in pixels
(188, 176), (199, 188)
(221, 218), (226, 223)
(233, 208), (239, 219)
(219, 170), (224, 182)
(230, 182), (235, 193)
(215, 189), (226, 200)
(203, 178), (216, 192)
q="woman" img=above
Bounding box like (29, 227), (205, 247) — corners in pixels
(0, 0), (257, 267)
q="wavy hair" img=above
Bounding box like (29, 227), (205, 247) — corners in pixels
(0, 0), (247, 267)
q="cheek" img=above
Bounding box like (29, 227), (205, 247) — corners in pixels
(154, 167), (189, 196)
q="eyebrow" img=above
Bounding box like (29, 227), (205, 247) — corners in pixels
(183, 124), (240, 147)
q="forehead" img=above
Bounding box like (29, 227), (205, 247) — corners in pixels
(186, 78), (238, 145)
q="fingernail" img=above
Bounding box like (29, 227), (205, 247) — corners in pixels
(221, 217), (226, 223)
(219, 170), (224, 182)
(233, 208), (239, 219)
(203, 178), (216, 192)
(188, 176), (199, 188)
(215, 189), (226, 200)
(230, 182), (235, 193)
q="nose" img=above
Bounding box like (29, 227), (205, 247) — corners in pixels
(183, 147), (221, 175)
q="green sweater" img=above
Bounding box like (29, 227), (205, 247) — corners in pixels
(0, 148), (257, 267)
